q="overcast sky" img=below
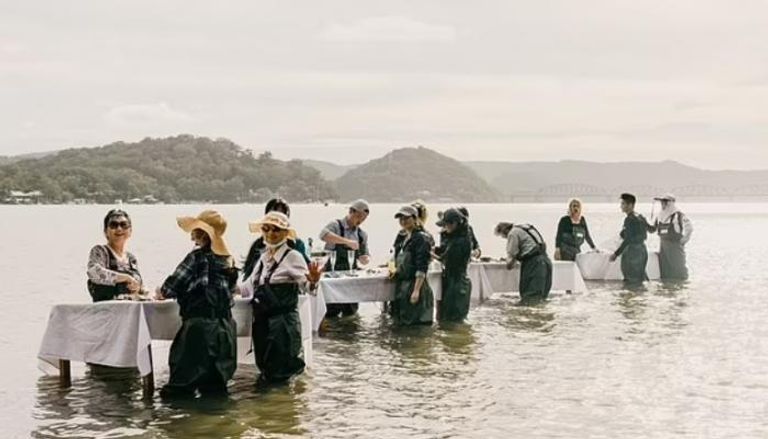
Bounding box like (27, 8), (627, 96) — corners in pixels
(2, 1), (768, 169)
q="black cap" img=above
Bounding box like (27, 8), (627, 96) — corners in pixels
(436, 208), (464, 227)
(620, 193), (636, 204)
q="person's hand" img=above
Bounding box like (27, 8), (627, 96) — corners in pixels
(346, 239), (360, 251)
(154, 286), (165, 301)
(358, 254), (370, 266)
(609, 254), (618, 262)
(306, 261), (323, 294)
(125, 278), (141, 294)
(554, 249), (561, 261)
(410, 289), (420, 305)
(471, 249), (481, 260)
(506, 260), (516, 270)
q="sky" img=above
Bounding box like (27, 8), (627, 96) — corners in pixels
(1, 0), (768, 169)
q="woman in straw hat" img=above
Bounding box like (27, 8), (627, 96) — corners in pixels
(390, 205), (435, 326)
(155, 209), (239, 398)
(239, 211), (323, 384)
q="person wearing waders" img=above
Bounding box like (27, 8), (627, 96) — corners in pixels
(647, 194), (693, 281)
(319, 199), (371, 317)
(155, 210), (238, 398)
(495, 221), (553, 305)
(610, 193), (650, 286)
(390, 205), (435, 325)
(434, 208), (472, 322)
(554, 198), (597, 261)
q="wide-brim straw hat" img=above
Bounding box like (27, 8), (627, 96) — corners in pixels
(248, 211), (297, 239)
(177, 209), (231, 256)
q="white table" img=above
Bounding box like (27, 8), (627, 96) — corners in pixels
(38, 296), (319, 396)
(318, 261), (587, 304)
(575, 251), (661, 280)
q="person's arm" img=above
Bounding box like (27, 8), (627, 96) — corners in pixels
(319, 221), (359, 250)
(157, 252), (196, 299)
(357, 230), (371, 265)
(612, 218), (630, 259)
(582, 218), (597, 249)
(410, 233), (430, 304)
(680, 212), (693, 245)
(87, 246), (134, 286)
(506, 230), (520, 268)
(555, 216), (567, 249)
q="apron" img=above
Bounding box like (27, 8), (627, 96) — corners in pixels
(560, 222), (587, 261)
(251, 253), (305, 383)
(517, 225), (553, 303)
(325, 220), (362, 317)
(392, 244), (434, 326)
(438, 234), (472, 322)
(657, 213), (688, 280)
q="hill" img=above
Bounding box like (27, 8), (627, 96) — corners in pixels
(0, 135), (336, 203)
(465, 160), (768, 199)
(335, 147), (499, 202)
(300, 160), (358, 180)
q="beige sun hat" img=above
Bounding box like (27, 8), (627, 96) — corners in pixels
(177, 209), (231, 256)
(248, 211), (297, 239)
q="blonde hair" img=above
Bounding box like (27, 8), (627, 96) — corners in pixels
(567, 198), (583, 214)
(410, 199), (429, 225)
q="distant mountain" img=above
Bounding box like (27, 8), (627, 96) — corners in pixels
(465, 160), (768, 199)
(0, 135), (336, 203)
(335, 147), (499, 202)
(0, 151), (58, 165)
(301, 160), (358, 180)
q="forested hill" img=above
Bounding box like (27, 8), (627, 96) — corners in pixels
(0, 135), (336, 203)
(334, 147), (499, 202)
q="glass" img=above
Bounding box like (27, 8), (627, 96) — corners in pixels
(108, 221), (131, 230)
(329, 252), (337, 272)
(347, 250), (356, 272)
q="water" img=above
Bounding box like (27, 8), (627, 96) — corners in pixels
(2, 203), (767, 438)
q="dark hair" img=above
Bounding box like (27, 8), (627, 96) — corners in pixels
(457, 206), (469, 218)
(265, 198), (291, 217)
(103, 209), (131, 231)
(620, 193), (637, 205)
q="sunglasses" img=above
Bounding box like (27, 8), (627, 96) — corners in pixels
(108, 220), (131, 230)
(261, 225), (285, 234)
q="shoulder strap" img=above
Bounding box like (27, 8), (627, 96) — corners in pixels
(337, 219), (345, 237)
(519, 224), (544, 245)
(264, 249), (293, 285)
(102, 245), (118, 270)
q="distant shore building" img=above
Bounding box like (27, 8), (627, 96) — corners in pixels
(5, 190), (43, 204)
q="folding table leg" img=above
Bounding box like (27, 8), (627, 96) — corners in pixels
(58, 359), (71, 388)
(142, 345), (155, 398)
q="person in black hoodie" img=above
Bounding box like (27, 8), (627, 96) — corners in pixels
(434, 208), (472, 322)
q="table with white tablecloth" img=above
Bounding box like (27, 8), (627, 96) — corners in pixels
(38, 295), (322, 389)
(318, 261), (587, 304)
(575, 251), (661, 280)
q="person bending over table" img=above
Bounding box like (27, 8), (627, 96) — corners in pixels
(155, 210), (238, 398)
(240, 211), (322, 385)
(495, 221), (553, 305)
(87, 209), (143, 302)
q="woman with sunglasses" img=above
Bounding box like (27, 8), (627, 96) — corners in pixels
(242, 198), (310, 282)
(390, 205), (435, 326)
(240, 211), (323, 384)
(86, 209), (143, 302)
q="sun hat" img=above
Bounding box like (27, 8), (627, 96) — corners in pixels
(177, 209), (231, 256)
(248, 211), (297, 239)
(653, 193), (677, 202)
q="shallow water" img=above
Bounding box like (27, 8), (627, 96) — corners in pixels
(2, 203), (767, 438)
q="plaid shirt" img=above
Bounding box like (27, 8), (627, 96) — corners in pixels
(161, 247), (236, 317)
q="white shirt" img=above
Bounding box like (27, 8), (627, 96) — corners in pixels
(239, 243), (310, 298)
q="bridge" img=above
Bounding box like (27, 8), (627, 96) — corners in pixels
(506, 183), (768, 202)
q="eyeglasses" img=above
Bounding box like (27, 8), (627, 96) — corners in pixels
(108, 221), (131, 230)
(261, 225), (283, 234)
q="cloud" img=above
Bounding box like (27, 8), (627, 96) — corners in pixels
(320, 16), (456, 43)
(103, 102), (192, 129)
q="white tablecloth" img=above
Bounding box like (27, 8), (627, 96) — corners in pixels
(318, 261), (587, 304)
(477, 261), (588, 295)
(38, 295), (318, 377)
(575, 251), (661, 280)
